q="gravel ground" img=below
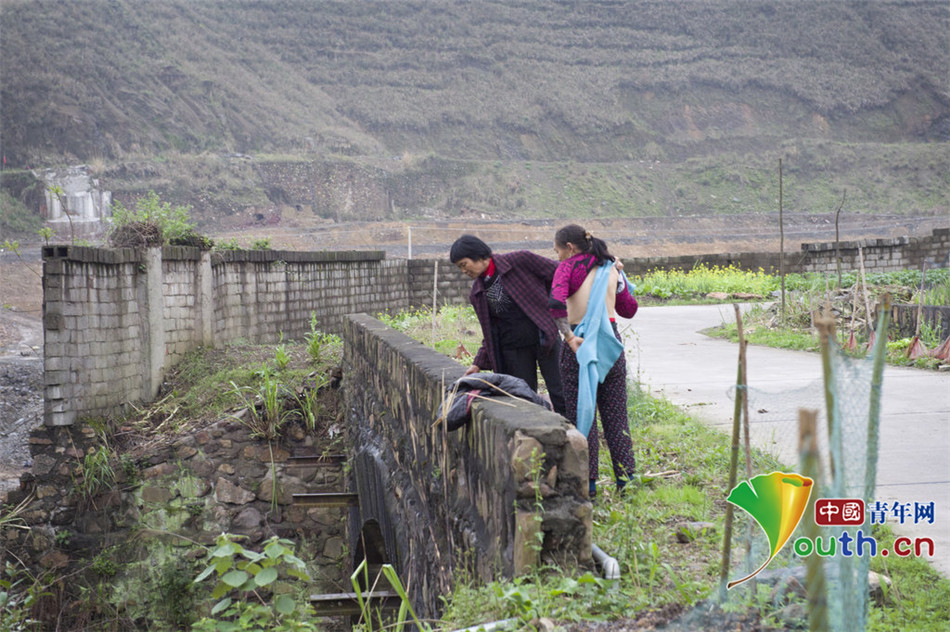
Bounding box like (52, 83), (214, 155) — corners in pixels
(0, 305), (43, 501)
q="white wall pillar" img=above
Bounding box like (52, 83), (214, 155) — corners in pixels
(142, 247), (166, 402)
(196, 251), (214, 347)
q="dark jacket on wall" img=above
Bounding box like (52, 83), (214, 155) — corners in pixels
(437, 372), (553, 430)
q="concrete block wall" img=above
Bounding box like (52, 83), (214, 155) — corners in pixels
(419, 228), (948, 305)
(42, 247), (409, 427)
(42, 246), (146, 426)
(209, 249), (407, 343)
(162, 247), (205, 364)
(802, 228), (950, 274)
(40, 227), (947, 426)
(407, 258), (471, 309)
(342, 313), (591, 618)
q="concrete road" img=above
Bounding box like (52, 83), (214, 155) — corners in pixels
(619, 303), (950, 577)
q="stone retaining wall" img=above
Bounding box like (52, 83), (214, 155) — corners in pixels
(4, 410), (347, 627)
(343, 313), (591, 618)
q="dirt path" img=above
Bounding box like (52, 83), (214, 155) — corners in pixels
(0, 311), (43, 501)
(0, 251), (44, 499)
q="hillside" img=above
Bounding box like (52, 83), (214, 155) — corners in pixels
(0, 0), (948, 227)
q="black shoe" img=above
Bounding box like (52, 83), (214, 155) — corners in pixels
(616, 475), (634, 497)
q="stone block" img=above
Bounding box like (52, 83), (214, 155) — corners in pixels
(214, 478), (255, 505)
(44, 311), (63, 331)
(561, 428), (589, 494)
(510, 431), (544, 484)
(230, 506), (264, 537)
(141, 485), (175, 504)
(513, 509), (541, 575)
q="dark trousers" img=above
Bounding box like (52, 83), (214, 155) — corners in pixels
(499, 340), (566, 415)
(559, 326), (636, 483)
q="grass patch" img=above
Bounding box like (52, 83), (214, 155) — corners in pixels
(377, 304), (482, 364)
(868, 526), (950, 632)
(706, 297), (947, 370)
(146, 334), (343, 429)
(0, 189), (44, 237)
(438, 382), (950, 631)
(391, 304), (950, 630)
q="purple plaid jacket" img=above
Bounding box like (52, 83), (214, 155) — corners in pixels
(469, 250), (559, 371)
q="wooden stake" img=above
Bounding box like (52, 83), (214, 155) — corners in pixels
(833, 190), (847, 289)
(432, 260), (438, 347)
(719, 304), (746, 598)
(916, 262), (927, 338)
(735, 304), (752, 481)
(815, 313), (837, 482)
(858, 247), (872, 331)
(799, 408), (828, 632)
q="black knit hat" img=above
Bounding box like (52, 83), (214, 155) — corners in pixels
(449, 235), (492, 263)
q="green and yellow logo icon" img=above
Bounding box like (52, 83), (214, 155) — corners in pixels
(726, 471), (814, 589)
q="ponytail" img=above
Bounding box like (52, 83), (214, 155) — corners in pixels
(554, 224), (614, 265)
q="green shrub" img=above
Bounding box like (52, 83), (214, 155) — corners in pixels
(192, 534), (318, 632)
(108, 191), (210, 248)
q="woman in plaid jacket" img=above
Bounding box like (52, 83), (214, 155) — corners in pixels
(449, 235), (566, 415)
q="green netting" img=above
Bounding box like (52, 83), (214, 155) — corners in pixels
(821, 336), (884, 632)
(722, 307), (888, 632)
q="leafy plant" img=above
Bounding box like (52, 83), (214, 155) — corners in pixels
(192, 534), (318, 632)
(351, 560), (426, 632)
(228, 364), (294, 440)
(89, 551), (118, 578)
(110, 190), (196, 244)
(631, 263), (779, 301)
(153, 558), (199, 629)
(303, 312), (338, 364)
(297, 375), (330, 433)
(915, 268), (950, 306)
(524, 447), (545, 567)
(251, 237), (272, 250)
(214, 238), (243, 252)
(0, 495), (32, 534)
(0, 562), (46, 632)
(75, 446), (116, 500)
(54, 529), (72, 548)
(274, 334), (290, 370)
